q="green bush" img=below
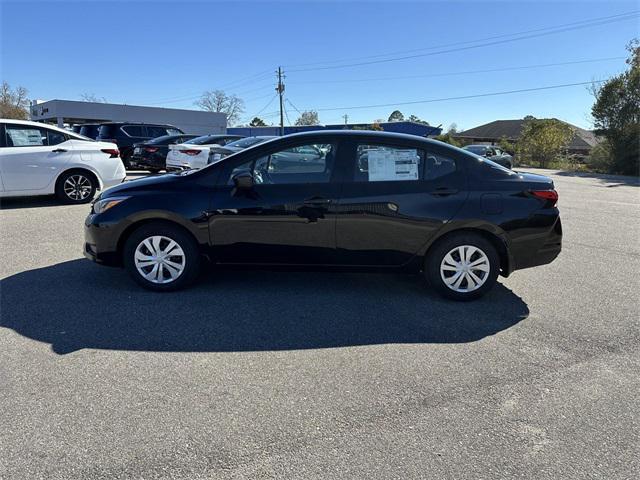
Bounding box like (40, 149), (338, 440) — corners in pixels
(587, 142), (615, 173)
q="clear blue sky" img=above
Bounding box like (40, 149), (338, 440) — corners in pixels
(1, 0), (638, 129)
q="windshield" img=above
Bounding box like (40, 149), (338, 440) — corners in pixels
(226, 137), (268, 148)
(464, 145), (487, 154)
(451, 144), (516, 176)
(184, 135), (217, 145)
(147, 135), (175, 145)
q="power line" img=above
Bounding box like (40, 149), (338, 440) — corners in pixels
(298, 80), (607, 112)
(286, 12), (638, 72)
(285, 11), (637, 68)
(241, 94), (279, 123)
(140, 70), (274, 105)
(290, 56), (626, 85)
(285, 98), (303, 116)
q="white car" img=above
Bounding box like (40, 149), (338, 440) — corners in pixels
(165, 134), (243, 171)
(0, 119), (126, 203)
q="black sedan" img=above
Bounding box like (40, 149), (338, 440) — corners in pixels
(130, 134), (199, 173)
(84, 131), (562, 300)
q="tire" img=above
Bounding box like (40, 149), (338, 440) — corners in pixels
(425, 232), (500, 301)
(123, 223), (201, 292)
(55, 170), (97, 204)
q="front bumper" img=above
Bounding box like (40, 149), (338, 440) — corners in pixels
(83, 213), (124, 266)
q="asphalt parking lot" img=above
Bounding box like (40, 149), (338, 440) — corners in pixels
(1, 169), (638, 479)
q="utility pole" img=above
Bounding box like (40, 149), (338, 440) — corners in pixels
(342, 114), (349, 126)
(276, 67), (285, 136)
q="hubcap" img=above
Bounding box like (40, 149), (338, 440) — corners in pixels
(440, 245), (491, 293)
(64, 175), (92, 200)
(134, 235), (185, 284)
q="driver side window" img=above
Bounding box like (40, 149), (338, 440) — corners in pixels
(225, 142), (336, 185)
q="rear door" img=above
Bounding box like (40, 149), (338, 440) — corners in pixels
(335, 139), (468, 266)
(0, 123), (77, 192)
(208, 138), (344, 265)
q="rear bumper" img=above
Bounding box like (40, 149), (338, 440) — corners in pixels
(510, 215), (562, 271)
(130, 154), (165, 169)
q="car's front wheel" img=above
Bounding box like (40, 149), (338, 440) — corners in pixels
(55, 170), (97, 204)
(425, 233), (500, 301)
(123, 223), (201, 291)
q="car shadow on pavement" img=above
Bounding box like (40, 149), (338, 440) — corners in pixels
(0, 260), (530, 355)
(0, 195), (63, 210)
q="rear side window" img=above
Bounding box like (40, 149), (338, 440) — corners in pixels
(354, 144), (424, 182)
(424, 152), (457, 180)
(122, 125), (146, 137)
(147, 126), (168, 138)
(47, 129), (68, 146)
(97, 125), (118, 138)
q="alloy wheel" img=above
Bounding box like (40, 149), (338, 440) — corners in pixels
(440, 245), (491, 293)
(134, 235), (186, 284)
(63, 174), (93, 200)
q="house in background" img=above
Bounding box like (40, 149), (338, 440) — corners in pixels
(454, 118), (599, 157)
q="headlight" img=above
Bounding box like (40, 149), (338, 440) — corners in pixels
(93, 196), (130, 214)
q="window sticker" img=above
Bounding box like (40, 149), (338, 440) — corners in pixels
(367, 149), (419, 181)
(7, 128), (44, 147)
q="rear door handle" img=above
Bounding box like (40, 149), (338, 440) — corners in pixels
(52, 148), (67, 153)
(430, 187), (458, 196)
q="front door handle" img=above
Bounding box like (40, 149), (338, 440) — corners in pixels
(52, 148), (68, 153)
(430, 187), (458, 196)
(303, 197), (332, 205)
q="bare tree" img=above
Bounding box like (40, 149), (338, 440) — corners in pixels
(195, 90), (245, 126)
(294, 110), (320, 126)
(0, 81), (30, 119)
(80, 93), (107, 103)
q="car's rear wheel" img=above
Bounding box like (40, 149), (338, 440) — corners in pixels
(123, 223), (201, 291)
(55, 170), (97, 204)
(425, 233), (499, 301)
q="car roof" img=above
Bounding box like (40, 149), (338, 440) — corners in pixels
(97, 122), (179, 127)
(279, 129), (439, 144)
(0, 118), (86, 137)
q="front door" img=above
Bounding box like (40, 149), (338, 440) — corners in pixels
(335, 140), (468, 266)
(208, 140), (342, 265)
(0, 123), (75, 191)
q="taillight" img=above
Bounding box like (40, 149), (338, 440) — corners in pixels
(531, 189), (558, 207)
(144, 146), (159, 153)
(180, 149), (201, 156)
(101, 148), (120, 158)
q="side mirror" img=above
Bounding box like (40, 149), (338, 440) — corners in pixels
(232, 171), (254, 190)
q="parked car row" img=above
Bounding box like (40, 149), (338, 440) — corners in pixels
(165, 134), (244, 171)
(73, 122), (186, 168)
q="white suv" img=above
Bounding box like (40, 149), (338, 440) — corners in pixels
(0, 119), (126, 203)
